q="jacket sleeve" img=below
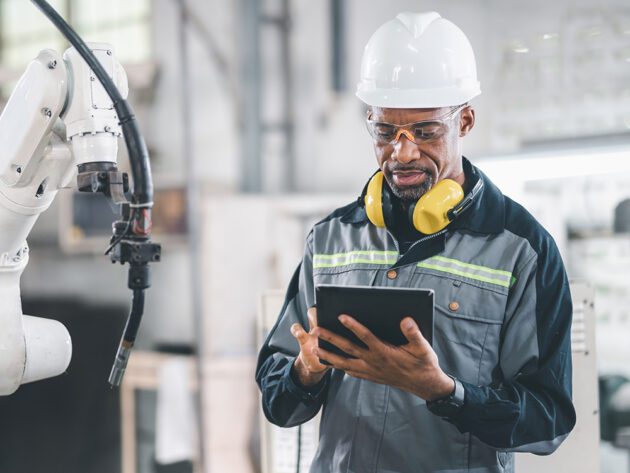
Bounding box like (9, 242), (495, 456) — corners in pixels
(255, 232), (331, 427)
(438, 237), (576, 454)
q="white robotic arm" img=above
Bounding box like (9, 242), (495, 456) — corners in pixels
(0, 43), (129, 395)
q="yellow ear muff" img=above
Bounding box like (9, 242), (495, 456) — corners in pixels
(412, 179), (464, 234)
(364, 171), (386, 227)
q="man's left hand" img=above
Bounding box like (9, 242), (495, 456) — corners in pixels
(314, 315), (454, 401)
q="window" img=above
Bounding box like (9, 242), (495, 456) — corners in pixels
(0, 0), (68, 70)
(73, 0), (151, 64)
(0, 0), (151, 71)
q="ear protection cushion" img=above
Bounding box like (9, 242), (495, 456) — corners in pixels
(364, 172), (469, 235)
(411, 179), (464, 234)
(364, 171), (386, 227)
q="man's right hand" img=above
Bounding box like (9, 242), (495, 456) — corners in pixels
(290, 307), (330, 387)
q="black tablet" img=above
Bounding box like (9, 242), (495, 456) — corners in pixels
(315, 284), (434, 362)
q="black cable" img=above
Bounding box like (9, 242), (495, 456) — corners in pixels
(122, 289), (145, 345)
(108, 289), (146, 386)
(104, 219), (131, 255)
(30, 0), (153, 207)
(31, 0), (159, 387)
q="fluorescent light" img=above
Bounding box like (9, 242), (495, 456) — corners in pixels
(476, 147), (630, 183)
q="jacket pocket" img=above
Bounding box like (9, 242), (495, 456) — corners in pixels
(418, 273), (507, 385)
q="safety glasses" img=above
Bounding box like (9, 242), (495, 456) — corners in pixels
(365, 104), (466, 145)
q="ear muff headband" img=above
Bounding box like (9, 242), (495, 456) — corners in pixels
(447, 177), (483, 221)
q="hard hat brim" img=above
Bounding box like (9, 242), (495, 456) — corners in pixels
(356, 85), (481, 109)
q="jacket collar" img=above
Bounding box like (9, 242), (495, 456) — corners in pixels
(341, 156), (505, 235)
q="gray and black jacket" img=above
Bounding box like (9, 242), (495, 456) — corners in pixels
(256, 158), (576, 473)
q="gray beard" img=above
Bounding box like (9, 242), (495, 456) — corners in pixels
(386, 174), (434, 202)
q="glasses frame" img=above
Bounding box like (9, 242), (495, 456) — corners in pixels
(366, 104), (467, 145)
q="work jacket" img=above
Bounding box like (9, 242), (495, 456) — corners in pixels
(256, 158), (576, 473)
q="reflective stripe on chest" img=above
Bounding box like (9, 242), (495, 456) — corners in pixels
(417, 255), (516, 289)
(313, 250), (398, 268)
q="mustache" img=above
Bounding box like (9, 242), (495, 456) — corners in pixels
(386, 164), (432, 173)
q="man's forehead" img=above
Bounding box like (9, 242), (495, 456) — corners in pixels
(369, 106), (452, 122)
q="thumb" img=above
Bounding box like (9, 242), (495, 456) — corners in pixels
(307, 307), (318, 332)
(401, 317), (429, 350)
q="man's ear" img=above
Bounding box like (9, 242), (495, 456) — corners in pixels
(459, 106), (475, 137)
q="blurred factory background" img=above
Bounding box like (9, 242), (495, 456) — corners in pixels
(1, 0), (630, 472)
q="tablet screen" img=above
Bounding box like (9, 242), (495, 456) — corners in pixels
(315, 284), (434, 361)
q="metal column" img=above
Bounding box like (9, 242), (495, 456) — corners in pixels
(241, 0), (263, 192)
(178, 2), (207, 470)
(243, 0), (296, 192)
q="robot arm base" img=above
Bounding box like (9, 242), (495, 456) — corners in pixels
(0, 313), (72, 395)
(0, 255), (72, 395)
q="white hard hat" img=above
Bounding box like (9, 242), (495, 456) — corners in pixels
(356, 11), (481, 108)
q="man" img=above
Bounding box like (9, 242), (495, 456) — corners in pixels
(256, 11), (576, 473)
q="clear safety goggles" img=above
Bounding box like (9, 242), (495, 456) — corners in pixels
(365, 104), (466, 145)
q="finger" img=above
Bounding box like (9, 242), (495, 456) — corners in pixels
(290, 323), (310, 345)
(315, 327), (365, 358)
(338, 315), (380, 348)
(314, 347), (368, 373)
(314, 346), (355, 371)
(307, 307), (318, 332)
(400, 317), (431, 352)
(345, 371), (367, 380)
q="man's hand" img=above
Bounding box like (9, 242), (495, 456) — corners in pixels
(314, 315), (454, 401)
(290, 307), (330, 388)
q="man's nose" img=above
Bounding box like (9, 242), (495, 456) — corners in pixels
(391, 133), (420, 164)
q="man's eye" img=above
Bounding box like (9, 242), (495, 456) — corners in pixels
(413, 123), (443, 139)
(374, 125), (396, 139)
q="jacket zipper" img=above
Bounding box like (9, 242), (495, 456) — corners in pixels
(387, 228), (448, 261)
